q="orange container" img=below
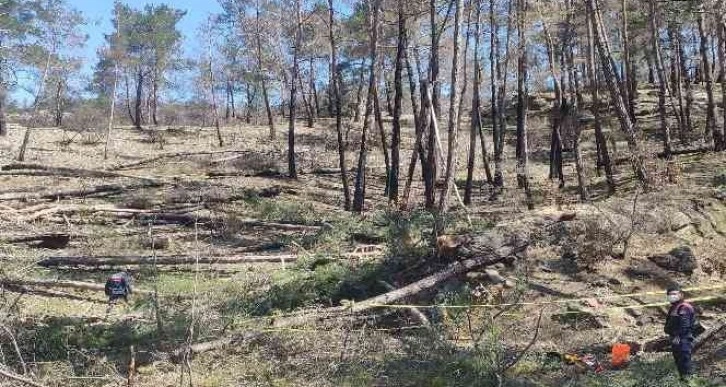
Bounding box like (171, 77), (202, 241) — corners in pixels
(611, 343), (631, 368)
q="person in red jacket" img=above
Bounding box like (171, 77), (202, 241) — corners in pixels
(664, 285), (695, 380)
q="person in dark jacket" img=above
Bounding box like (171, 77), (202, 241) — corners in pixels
(664, 285), (695, 379)
(104, 270), (133, 315)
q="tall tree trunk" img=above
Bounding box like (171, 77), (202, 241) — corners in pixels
(430, 0), (441, 118)
(208, 38), (223, 147)
(353, 60), (366, 123)
(151, 72), (159, 126)
(586, 9), (615, 194)
(438, 0), (463, 213)
(328, 0), (351, 210)
(401, 47), (427, 209)
(650, 0), (673, 165)
(389, 3), (406, 203)
(515, 0), (533, 209)
(716, 13), (726, 151)
(125, 74), (134, 124)
(573, 123), (588, 201)
(668, 25), (687, 141)
(373, 84), (391, 192)
(621, 0), (635, 119)
(309, 59), (320, 118)
(0, 82), (7, 137)
(256, 2), (275, 139)
(539, 2), (565, 188)
(288, 0), (302, 179)
(54, 80), (63, 127)
(586, 0), (648, 184)
(465, 4), (491, 205)
(699, 7), (716, 145)
(678, 30), (693, 136)
(353, 0), (381, 213)
(134, 68), (143, 130)
(104, 32), (120, 160)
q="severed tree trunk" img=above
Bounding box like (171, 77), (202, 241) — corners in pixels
(328, 0), (351, 210)
(586, 0), (648, 184)
(288, 0), (302, 179)
(698, 8), (716, 144)
(585, 9), (615, 194)
(353, 0), (381, 213)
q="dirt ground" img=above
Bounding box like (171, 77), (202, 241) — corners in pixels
(0, 100), (725, 386)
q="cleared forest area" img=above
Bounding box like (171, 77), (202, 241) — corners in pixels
(1, 0), (726, 386)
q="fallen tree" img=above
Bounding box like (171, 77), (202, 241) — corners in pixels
(38, 254), (299, 268)
(4, 233), (71, 249)
(0, 182), (163, 202)
(112, 150), (255, 171)
(0, 278), (152, 295)
(1, 163), (160, 183)
(0, 282), (106, 304)
(169, 235), (526, 359)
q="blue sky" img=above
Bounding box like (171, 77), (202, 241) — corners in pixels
(71, 0), (223, 70)
(10, 1), (223, 103)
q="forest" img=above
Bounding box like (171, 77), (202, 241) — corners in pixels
(0, 0), (725, 385)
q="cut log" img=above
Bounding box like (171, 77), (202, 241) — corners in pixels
(0, 278), (152, 295)
(1, 163), (160, 183)
(0, 282), (106, 304)
(656, 147), (712, 159)
(37, 254), (299, 268)
(276, 241), (526, 327)
(0, 182), (163, 202)
(112, 150), (256, 170)
(5, 233), (70, 249)
(170, 332), (261, 363)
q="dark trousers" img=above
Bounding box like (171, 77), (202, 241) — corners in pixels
(671, 342), (693, 378)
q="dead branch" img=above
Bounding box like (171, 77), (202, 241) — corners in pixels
(37, 254), (299, 268)
(500, 308), (544, 375)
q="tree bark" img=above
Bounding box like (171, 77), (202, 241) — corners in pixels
(465, 4), (491, 205)
(516, 0), (533, 209)
(586, 0), (648, 184)
(585, 9), (615, 194)
(717, 11), (726, 151)
(0, 81), (7, 136)
(134, 67), (144, 129)
(353, 0), (381, 213)
(389, 3), (405, 203)
(288, 0), (302, 179)
(698, 9), (716, 144)
(328, 0), (351, 210)
(438, 0), (464, 213)
(651, 2), (672, 161)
